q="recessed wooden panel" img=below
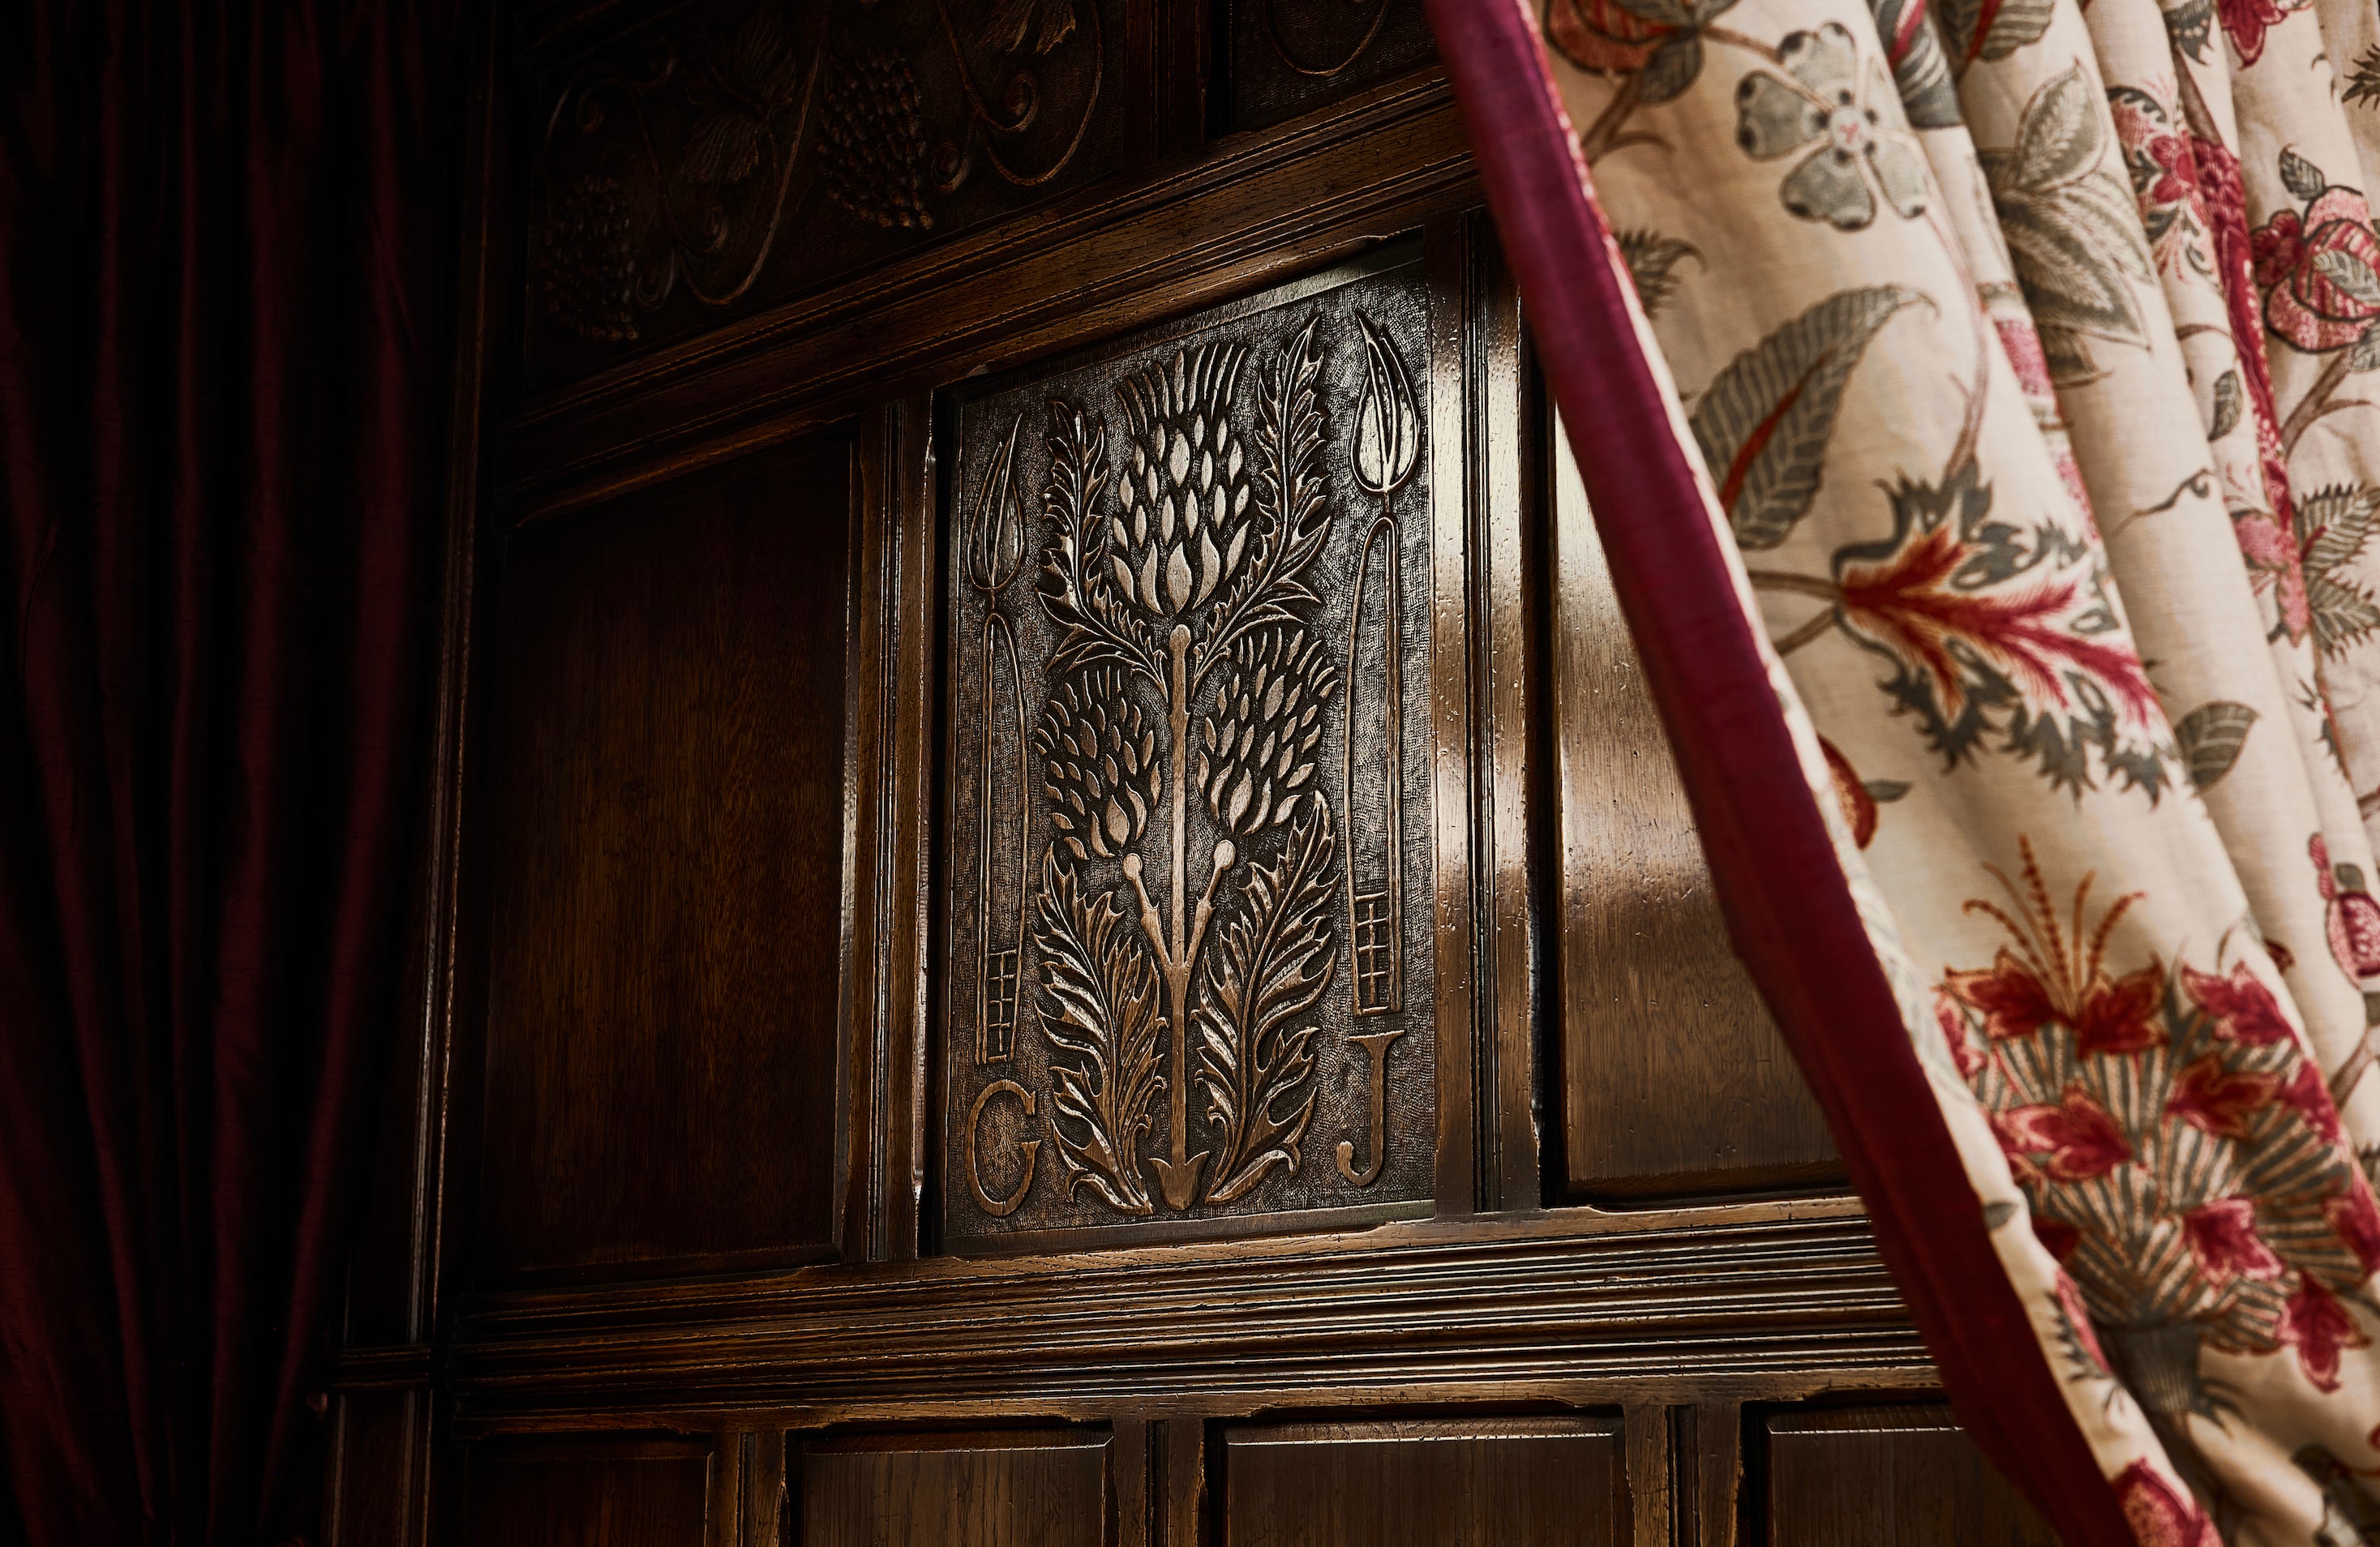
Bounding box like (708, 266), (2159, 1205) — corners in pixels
(798, 1429), (1113, 1547)
(461, 1436), (713, 1547)
(478, 436), (850, 1280)
(1761, 1405), (2056, 1545)
(1223, 0), (1436, 134)
(524, 0), (1133, 388)
(940, 247), (1439, 1247)
(1549, 425), (1838, 1200)
(1221, 1417), (1626, 1545)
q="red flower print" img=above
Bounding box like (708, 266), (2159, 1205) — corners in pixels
(2076, 964), (2163, 1056)
(2278, 1275), (2369, 1391)
(1945, 949), (2060, 1043)
(2114, 1462), (2221, 1547)
(2253, 186), (2380, 355)
(2216, 0), (2291, 65)
(2166, 1053), (2278, 1138)
(2329, 1180), (2380, 1274)
(2313, 834), (2380, 980)
(1547, 0), (1674, 72)
(2183, 1196), (2285, 1284)
(2184, 961), (2297, 1046)
(2142, 132), (2200, 211)
(2279, 1060), (2345, 1145)
(1996, 1089), (2132, 1181)
(2033, 1212), (2082, 1260)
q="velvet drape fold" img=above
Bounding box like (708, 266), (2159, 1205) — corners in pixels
(0, 3), (466, 1541)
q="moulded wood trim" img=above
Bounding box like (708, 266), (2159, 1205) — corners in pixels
(498, 93), (1476, 524)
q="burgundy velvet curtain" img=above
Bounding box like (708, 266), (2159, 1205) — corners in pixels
(0, 2), (468, 1541)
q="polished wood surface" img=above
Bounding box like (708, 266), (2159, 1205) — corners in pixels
(459, 1437), (712, 1547)
(798, 1429), (1113, 1547)
(1221, 1418), (1625, 1546)
(311, 0), (2053, 1539)
(1763, 1405), (2058, 1545)
(1546, 429), (1838, 1201)
(476, 438), (852, 1281)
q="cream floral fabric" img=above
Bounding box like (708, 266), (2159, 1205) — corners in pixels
(1541, 0), (2380, 1528)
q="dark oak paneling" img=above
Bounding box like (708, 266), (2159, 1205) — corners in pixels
(798, 1429), (1113, 1547)
(1547, 427), (1838, 1200)
(476, 435), (852, 1282)
(1220, 1417), (1626, 1545)
(1221, 0), (1434, 134)
(461, 1436), (713, 1547)
(1762, 1405), (2055, 1545)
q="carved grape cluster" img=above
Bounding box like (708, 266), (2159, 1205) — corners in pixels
(1110, 345), (1254, 620)
(820, 50), (932, 231)
(1196, 628), (1335, 835)
(536, 176), (639, 342)
(1036, 669), (1163, 861)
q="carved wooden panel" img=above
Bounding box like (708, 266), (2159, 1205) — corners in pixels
(1222, 0), (1435, 135)
(797, 1429), (1113, 1546)
(940, 250), (1437, 1247)
(1220, 1417), (1626, 1545)
(525, 0), (1128, 388)
(1548, 425), (1839, 1200)
(460, 1436), (714, 1547)
(478, 436), (851, 1282)
(1760, 1405), (2056, 1543)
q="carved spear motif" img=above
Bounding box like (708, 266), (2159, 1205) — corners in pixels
(967, 415), (1031, 1064)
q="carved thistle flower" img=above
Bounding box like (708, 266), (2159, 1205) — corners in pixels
(1351, 315), (1419, 499)
(1112, 344), (1254, 621)
(1037, 669), (1162, 861)
(1196, 628), (1336, 835)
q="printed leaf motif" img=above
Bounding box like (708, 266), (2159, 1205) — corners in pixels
(1615, 228), (1701, 319)
(2348, 47), (2380, 109)
(1035, 852), (1167, 1215)
(1981, 66), (2155, 384)
(1194, 794), (1336, 1204)
(1690, 285), (1928, 550)
(1868, 0), (1962, 127)
(2296, 483), (2380, 658)
(1936, 0), (2056, 67)
(2209, 370), (2243, 444)
(2282, 148), (2330, 204)
(2172, 700), (2258, 790)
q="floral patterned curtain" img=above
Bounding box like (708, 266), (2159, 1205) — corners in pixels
(1428, 0), (2380, 1533)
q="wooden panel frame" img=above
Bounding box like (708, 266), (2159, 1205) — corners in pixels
(317, 1), (1953, 1536)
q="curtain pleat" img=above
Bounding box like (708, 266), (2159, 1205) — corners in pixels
(1431, 0), (2380, 1531)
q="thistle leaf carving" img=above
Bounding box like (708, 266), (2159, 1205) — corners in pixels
(1195, 794), (1337, 1203)
(1035, 851), (1166, 1215)
(1198, 318), (1334, 686)
(1037, 399), (1159, 684)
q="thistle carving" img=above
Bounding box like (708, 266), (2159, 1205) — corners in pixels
(1030, 317), (1343, 1213)
(950, 277), (1434, 1236)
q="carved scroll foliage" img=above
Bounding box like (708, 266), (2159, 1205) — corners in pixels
(529, 0), (1109, 374)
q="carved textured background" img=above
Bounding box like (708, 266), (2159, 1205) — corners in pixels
(1224, 0), (1435, 134)
(942, 255), (1435, 1245)
(525, 0), (1122, 388)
